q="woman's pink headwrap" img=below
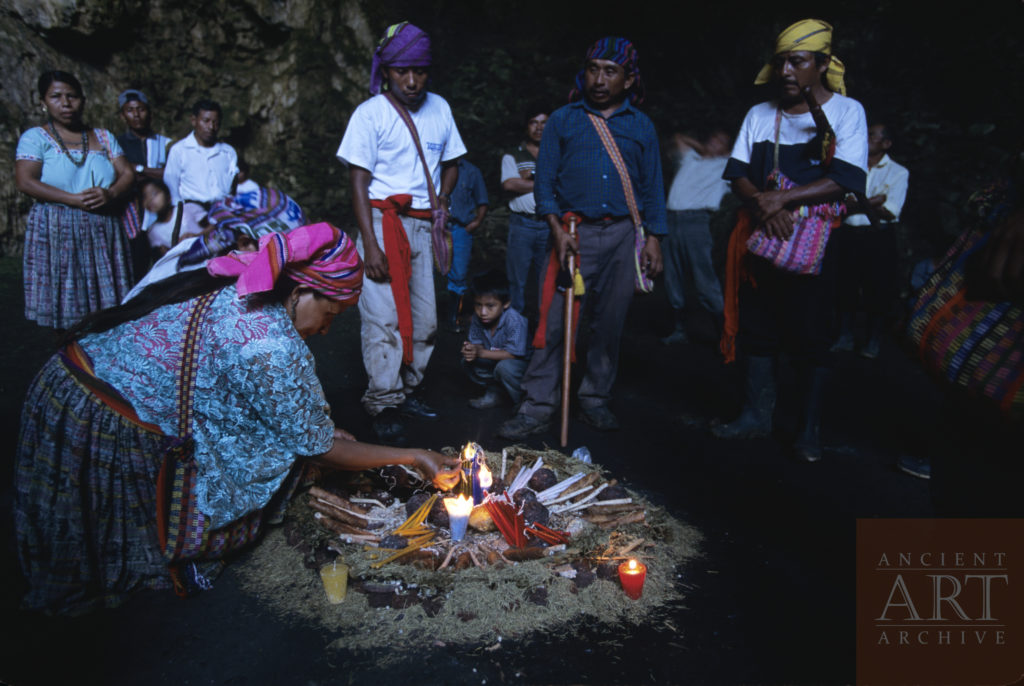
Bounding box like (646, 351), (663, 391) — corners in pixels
(369, 21), (432, 95)
(207, 222), (363, 304)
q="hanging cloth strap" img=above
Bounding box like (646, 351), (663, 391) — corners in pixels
(382, 92), (453, 275)
(532, 212), (584, 361)
(369, 195), (431, 365)
(155, 291), (217, 576)
(586, 113), (654, 293)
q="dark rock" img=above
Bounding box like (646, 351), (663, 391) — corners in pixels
(381, 465), (415, 491)
(379, 534), (408, 550)
(574, 568), (597, 589)
(525, 586), (549, 606)
(422, 597), (445, 617)
(527, 468), (558, 492)
(597, 484), (629, 501)
(521, 499), (550, 526)
(405, 492), (430, 518)
(455, 552), (473, 570)
(596, 562), (619, 580)
(427, 497), (450, 528)
(513, 488), (537, 507)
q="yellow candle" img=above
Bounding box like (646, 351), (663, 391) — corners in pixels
(319, 559), (349, 604)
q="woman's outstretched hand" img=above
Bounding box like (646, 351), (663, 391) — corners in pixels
(411, 450), (462, 491)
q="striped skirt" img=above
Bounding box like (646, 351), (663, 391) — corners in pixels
(23, 203), (133, 329)
(15, 353), (176, 614)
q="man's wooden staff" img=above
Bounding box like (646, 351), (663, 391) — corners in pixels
(560, 216), (578, 447)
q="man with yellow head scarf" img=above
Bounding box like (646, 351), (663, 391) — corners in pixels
(712, 19), (868, 463)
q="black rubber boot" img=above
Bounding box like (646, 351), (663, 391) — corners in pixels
(793, 366), (829, 462)
(830, 312), (855, 352)
(712, 355), (776, 439)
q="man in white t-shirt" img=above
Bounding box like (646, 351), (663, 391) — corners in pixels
(662, 128), (732, 344)
(713, 19), (868, 463)
(336, 21), (466, 446)
(163, 99), (239, 208)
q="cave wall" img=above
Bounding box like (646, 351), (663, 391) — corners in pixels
(0, 0), (375, 256)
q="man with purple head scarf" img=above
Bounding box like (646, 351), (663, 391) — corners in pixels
(498, 36), (667, 440)
(337, 21), (467, 446)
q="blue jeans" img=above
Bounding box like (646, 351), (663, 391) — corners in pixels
(446, 223), (472, 295)
(462, 356), (530, 404)
(663, 209), (724, 314)
(506, 213), (550, 314)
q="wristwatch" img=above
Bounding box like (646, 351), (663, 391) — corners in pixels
(134, 164), (145, 174)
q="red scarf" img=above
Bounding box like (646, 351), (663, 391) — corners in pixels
(532, 212), (583, 363)
(370, 195), (432, 365)
(719, 209), (757, 364)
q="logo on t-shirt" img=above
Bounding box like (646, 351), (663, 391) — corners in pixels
(426, 142), (443, 153)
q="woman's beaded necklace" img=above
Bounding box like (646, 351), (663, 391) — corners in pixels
(48, 120), (89, 168)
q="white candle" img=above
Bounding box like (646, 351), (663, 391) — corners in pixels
(444, 494), (473, 541)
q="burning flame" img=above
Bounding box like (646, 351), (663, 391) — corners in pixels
(627, 559), (638, 571)
(478, 462), (493, 489)
(443, 494), (473, 516)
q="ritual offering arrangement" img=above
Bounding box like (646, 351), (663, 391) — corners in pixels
(237, 445), (701, 654)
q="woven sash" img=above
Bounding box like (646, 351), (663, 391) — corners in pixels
(383, 92), (453, 274)
(586, 113), (654, 293)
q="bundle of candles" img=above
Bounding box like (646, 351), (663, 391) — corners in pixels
(443, 443), (493, 541)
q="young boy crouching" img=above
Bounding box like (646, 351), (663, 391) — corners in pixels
(461, 271), (530, 409)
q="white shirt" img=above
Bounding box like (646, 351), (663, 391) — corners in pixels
(163, 132), (239, 204)
(845, 153), (909, 226)
(666, 149), (730, 211)
(336, 93), (467, 211)
(139, 133), (173, 231)
(501, 152), (537, 214)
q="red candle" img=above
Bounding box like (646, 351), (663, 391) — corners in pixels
(618, 558), (647, 599)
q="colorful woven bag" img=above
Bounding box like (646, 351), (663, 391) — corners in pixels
(745, 108), (845, 275)
(906, 228), (1024, 420)
(745, 169), (844, 275)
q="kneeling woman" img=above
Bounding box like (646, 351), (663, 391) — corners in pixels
(15, 223), (459, 614)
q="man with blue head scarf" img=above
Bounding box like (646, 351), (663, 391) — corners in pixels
(337, 21), (467, 446)
(498, 36), (667, 440)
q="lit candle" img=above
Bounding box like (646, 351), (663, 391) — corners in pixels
(319, 559), (349, 604)
(476, 461), (493, 504)
(618, 558), (647, 599)
(465, 442), (493, 505)
(444, 494), (473, 541)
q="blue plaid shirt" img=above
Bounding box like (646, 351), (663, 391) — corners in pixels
(535, 99), (667, 237)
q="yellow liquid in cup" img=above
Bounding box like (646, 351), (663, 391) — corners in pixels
(319, 561), (349, 604)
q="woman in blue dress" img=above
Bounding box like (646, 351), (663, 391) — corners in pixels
(15, 224), (460, 614)
(15, 71), (135, 329)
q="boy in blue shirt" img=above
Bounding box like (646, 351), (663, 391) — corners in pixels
(461, 271), (529, 408)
